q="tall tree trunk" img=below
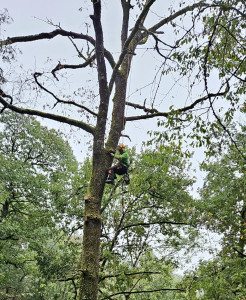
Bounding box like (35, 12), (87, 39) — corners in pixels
(79, 1), (110, 298)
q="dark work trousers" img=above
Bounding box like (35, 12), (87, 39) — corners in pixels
(107, 164), (128, 180)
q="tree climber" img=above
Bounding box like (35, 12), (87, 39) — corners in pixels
(106, 144), (130, 185)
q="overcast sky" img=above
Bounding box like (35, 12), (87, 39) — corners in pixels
(1, 1), (206, 177)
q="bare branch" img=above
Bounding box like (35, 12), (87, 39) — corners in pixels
(149, 1), (209, 33)
(0, 89), (13, 104)
(33, 73), (98, 117)
(51, 54), (96, 80)
(1, 29), (95, 46)
(67, 35), (89, 60)
(1, 29), (116, 69)
(126, 100), (159, 114)
(125, 86), (229, 122)
(0, 95), (95, 135)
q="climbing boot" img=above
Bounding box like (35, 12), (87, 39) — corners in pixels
(106, 179), (115, 184)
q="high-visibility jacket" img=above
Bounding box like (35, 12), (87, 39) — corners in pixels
(114, 150), (129, 167)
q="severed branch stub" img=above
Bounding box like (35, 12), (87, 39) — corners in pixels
(51, 54), (96, 80)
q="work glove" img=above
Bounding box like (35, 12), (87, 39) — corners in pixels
(108, 149), (115, 154)
(107, 149), (115, 157)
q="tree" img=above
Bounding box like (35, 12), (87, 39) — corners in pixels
(199, 126), (246, 256)
(0, 111), (81, 299)
(0, 1), (245, 298)
(182, 125), (246, 299)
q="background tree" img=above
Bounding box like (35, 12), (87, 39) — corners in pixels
(0, 1), (245, 298)
(0, 111), (82, 299)
(181, 125), (246, 299)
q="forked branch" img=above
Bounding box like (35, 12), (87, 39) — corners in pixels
(108, 0), (157, 94)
